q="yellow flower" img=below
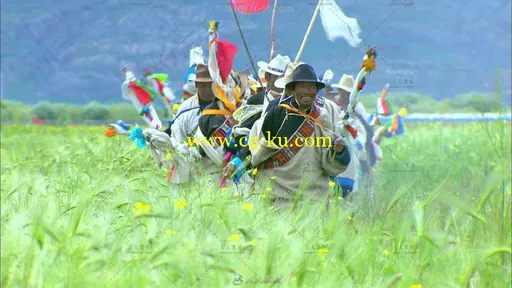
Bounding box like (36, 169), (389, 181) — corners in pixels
(172, 103), (180, 111)
(347, 215), (353, 221)
(415, 201), (420, 207)
(260, 194), (266, 199)
(134, 202), (151, 215)
(242, 203), (253, 212)
(252, 168), (258, 175)
(165, 229), (176, 236)
(269, 206), (275, 210)
(383, 249), (389, 256)
(265, 187), (272, 192)
(233, 192), (240, 198)
(166, 151), (172, 160)
(270, 176), (276, 180)
(323, 262), (328, 268)
(409, 285), (422, 288)
(228, 233), (241, 241)
(317, 248), (328, 255)
(338, 196), (343, 200)
(329, 181), (335, 188)
(248, 239), (257, 246)
(173, 200), (187, 209)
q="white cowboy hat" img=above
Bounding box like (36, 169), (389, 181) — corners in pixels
(331, 74), (354, 92)
(257, 54), (291, 76)
(274, 62), (304, 89)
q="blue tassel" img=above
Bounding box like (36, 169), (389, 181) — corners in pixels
(230, 157), (244, 184)
(130, 127), (146, 149)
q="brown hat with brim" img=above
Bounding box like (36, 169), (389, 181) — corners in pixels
(195, 64), (213, 82)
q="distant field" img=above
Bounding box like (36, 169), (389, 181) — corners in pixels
(1, 124), (511, 287)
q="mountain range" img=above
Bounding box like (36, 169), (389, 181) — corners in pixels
(1, 0), (511, 105)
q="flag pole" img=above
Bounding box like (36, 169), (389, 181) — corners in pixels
(279, 0), (323, 103)
(229, 0), (263, 87)
(295, 0), (323, 63)
(269, 0), (279, 61)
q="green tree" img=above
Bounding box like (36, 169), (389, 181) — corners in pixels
(32, 101), (58, 120)
(83, 101), (110, 120)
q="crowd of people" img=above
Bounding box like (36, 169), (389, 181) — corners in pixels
(105, 22), (407, 209)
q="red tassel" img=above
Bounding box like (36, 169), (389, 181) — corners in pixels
(167, 164), (176, 183)
(344, 125), (358, 139)
(219, 151), (233, 188)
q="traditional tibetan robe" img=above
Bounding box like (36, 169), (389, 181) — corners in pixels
(163, 95), (212, 184)
(315, 95), (342, 130)
(196, 99), (234, 167)
(251, 96), (351, 206)
(229, 90), (284, 165)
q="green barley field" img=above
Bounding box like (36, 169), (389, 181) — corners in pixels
(1, 122), (511, 287)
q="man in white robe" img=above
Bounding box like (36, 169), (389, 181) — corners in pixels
(250, 64), (352, 208)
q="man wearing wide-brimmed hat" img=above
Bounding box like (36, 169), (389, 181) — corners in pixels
(274, 64), (342, 130)
(331, 73), (381, 198)
(163, 64), (217, 184)
(250, 63), (352, 208)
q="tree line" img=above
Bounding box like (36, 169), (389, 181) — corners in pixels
(0, 92), (509, 124)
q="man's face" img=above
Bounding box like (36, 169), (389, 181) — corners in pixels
(337, 89), (350, 108)
(292, 83), (318, 107)
(196, 81), (215, 101)
(265, 72), (283, 93)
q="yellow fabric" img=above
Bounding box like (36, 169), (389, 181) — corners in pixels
(201, 109), (232, 116)
(279, 104), (325, 129)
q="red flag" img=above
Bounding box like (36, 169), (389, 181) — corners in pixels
(230, 0), (270, 14)
(216, 39), (237, 82)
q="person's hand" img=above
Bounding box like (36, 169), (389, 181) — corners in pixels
(334, 137), (346, 153)
(222, 163), (236, 179)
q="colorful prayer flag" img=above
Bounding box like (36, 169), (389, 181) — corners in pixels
(128, 80), (156, 106)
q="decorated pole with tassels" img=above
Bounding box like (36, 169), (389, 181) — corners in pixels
(337, 47), (377, 141)
(269, 0), (279, 60)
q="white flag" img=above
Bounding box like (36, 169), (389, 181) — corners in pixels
(319, 0), (362, 47)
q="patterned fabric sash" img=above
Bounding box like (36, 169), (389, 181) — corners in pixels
(259, 106), (321, 170)
(315, 96), (325, 108)
(211, 119), (233, 149)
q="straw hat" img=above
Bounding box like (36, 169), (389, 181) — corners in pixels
(257, 54), (291, 76)
(195, 64), (213, 82)
(331, 74), (354, 92)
